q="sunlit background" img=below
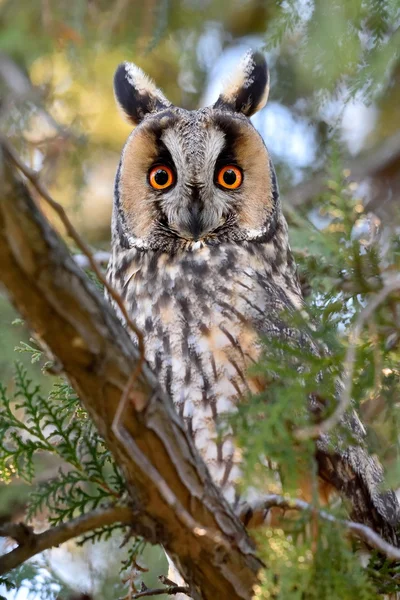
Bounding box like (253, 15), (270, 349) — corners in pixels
(1, 0), (400, 597)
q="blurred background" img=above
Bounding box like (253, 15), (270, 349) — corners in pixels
(0, 0), (400, 597)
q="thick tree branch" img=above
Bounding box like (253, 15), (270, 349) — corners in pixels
(0, 505), (134, 575)
(0, 144), (262, 599)
(1, 138), (145, 362)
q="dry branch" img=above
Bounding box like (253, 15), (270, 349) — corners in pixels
(240, 495), (400, 562)
(0, 144), (262, 600)
(133, 584), (191, 598)
(284, 130), (400, 219)
(0, 506), (134, 574)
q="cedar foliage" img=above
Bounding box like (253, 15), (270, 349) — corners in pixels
(238, 150), (400, 599)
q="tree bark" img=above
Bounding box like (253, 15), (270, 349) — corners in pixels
(0, 146), (262, 600)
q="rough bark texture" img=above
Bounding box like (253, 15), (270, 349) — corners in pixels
(0, 147), (263, 600)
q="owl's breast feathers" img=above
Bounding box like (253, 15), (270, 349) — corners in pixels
(108, 234), (400, 541)
(109, 222), (301, 500)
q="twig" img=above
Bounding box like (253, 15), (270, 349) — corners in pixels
(0, 505), (134, 575)
(241, 494), (400, 562)
(295, 274), (400, 440)
(132, 585), (190, 598)
(1, 139), (143, 356)
(284, 128), (400, 212)
(1, 138), (146, 419)
(0, 52), (78, 142)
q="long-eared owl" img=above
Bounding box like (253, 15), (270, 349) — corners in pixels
(107, 51), (400, 542)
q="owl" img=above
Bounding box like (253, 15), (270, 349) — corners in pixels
(107, 51), (400, 545)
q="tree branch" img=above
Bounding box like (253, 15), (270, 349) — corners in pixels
(0, 143), (262, 599)
(284, 130), (400, 216)
(0, 505), (134, 575)
(240, 495), (400, 562)
(1, 137), (145, 363)
(133, 584), (191, 598)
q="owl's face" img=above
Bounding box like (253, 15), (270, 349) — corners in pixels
(113, 52), (279, 252)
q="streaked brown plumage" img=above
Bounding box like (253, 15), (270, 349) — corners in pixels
(107, 51), (400, 545)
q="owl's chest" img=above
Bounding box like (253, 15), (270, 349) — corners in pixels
(113, 244), (298, 497)
(121, 245), (270, 414)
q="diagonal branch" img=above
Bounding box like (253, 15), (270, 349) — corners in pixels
(240, 495), (400, 562)
(284, 130), (400, 216)
(1, 138), (145, 363)
(0, 505), (134, 575)
(0, 143), (262, 599)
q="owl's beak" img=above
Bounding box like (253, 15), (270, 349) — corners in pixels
(179, 204), (226, 241)
(173, 192), (222, 241)
(187, 200), (203, 241)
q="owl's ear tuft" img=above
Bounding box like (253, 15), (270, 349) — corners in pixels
(214, 51), (269, 117)
(114, 62), (172, 125)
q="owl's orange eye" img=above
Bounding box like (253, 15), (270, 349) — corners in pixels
(149, 165), (175, 190)
(217, 165), (243, 190)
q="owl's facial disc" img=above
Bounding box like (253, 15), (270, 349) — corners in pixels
(117, 111), (278, 248)
(149, 120), (242, 242)
(114, 50), (280, 251)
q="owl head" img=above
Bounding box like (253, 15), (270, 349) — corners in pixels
(113, 51), (281, 252)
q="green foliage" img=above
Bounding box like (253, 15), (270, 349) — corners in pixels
(254, 522), (378, 600)
(0, 361), (124, 517)
(267, 0), (399, 102)
(235, 315), (344, 492)
(234, 147), (400, 598)
(0, 575), (16, 600)
(0, 350), (145, 598)
(0, 342), (170, 599)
